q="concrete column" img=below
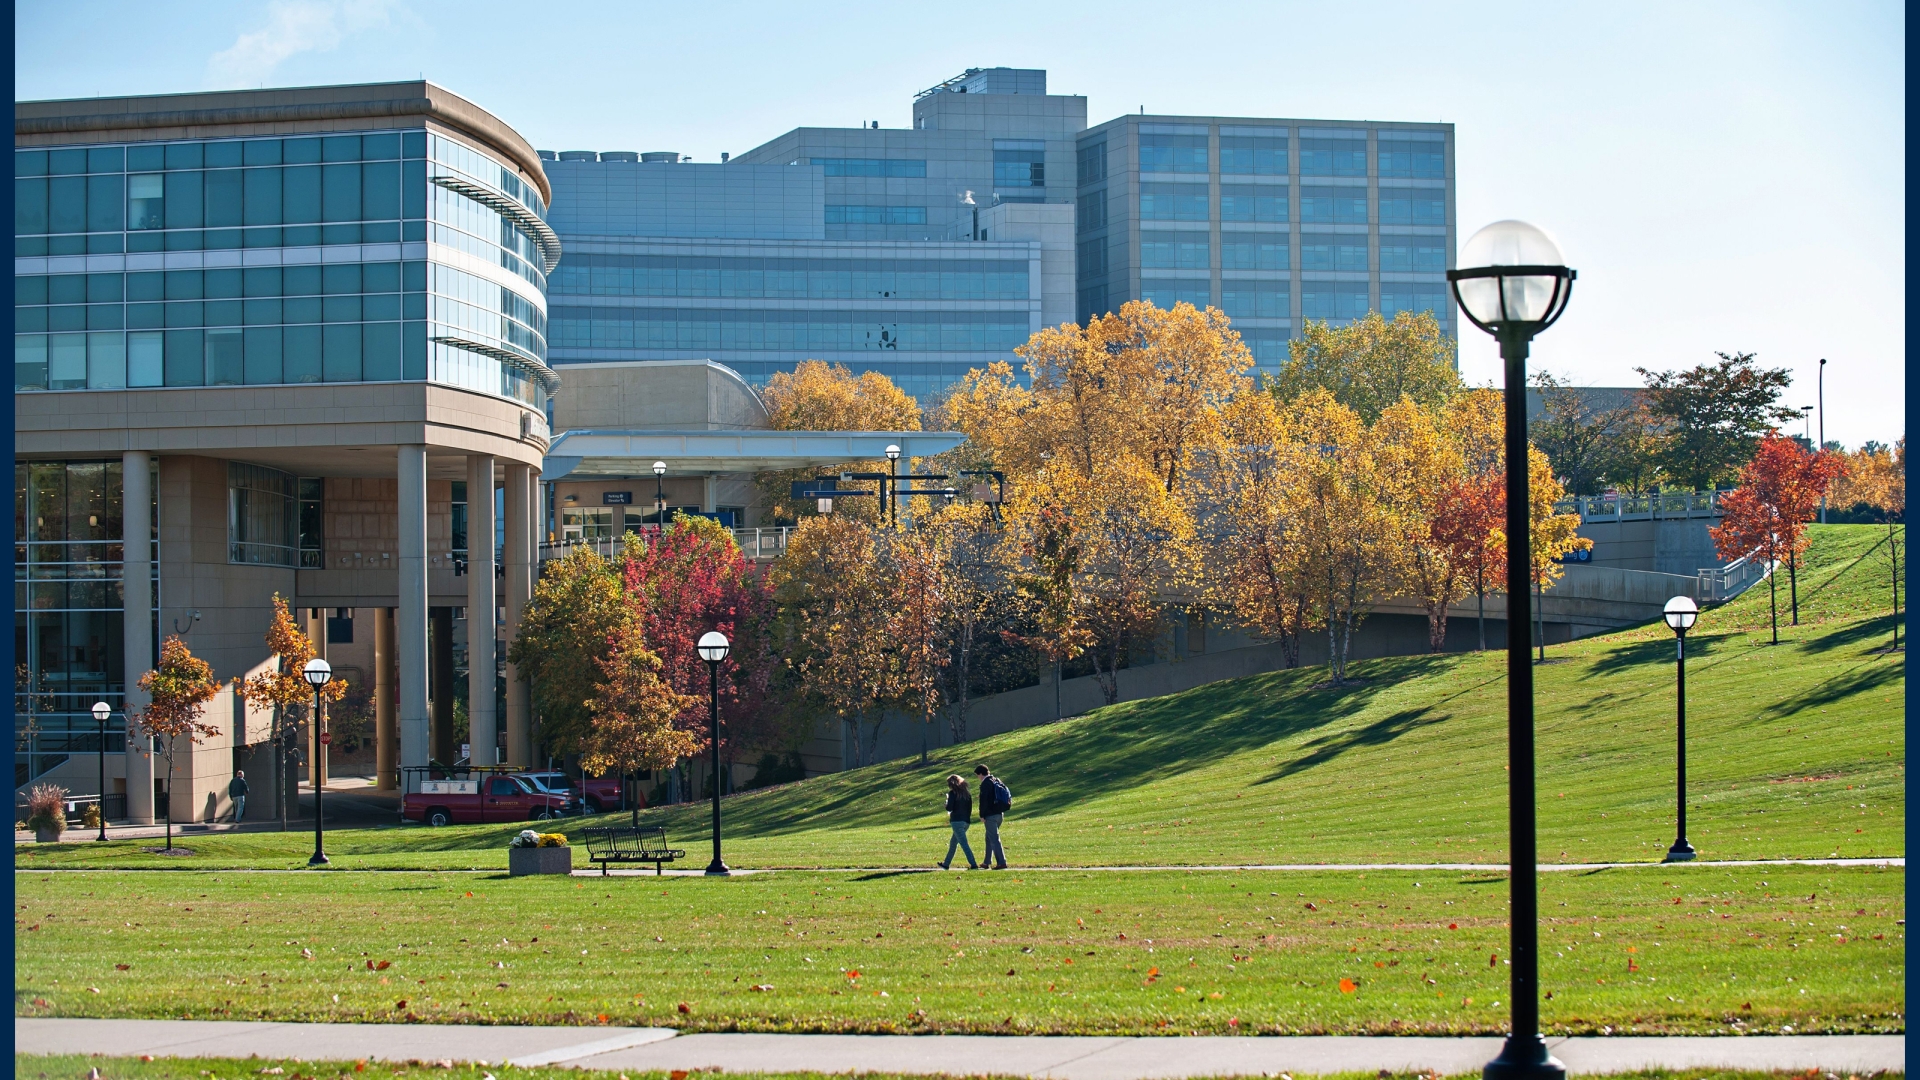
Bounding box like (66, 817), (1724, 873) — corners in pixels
(374, 606), (397, 789)
(503, 463), (533, 767)
(430, 607), (454, 762)
(702, 475), (717, 513)
(397, 445), (429, 771)
(467, 454), (498, 765)
(122, 451), (155, 824)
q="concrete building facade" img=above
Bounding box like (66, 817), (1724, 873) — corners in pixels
(14, 83), (558, 819)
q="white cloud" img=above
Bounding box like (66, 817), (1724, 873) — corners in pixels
(205, 0), (401, 88)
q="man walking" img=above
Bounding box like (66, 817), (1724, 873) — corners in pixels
(975, 764), (1011, 869)
(228, 770), (249, 823)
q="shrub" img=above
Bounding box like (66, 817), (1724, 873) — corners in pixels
(80, 802), (103, 831)
(25, 784), (67, 836)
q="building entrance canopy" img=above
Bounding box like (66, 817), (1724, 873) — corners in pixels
(543, 429), (968, 479)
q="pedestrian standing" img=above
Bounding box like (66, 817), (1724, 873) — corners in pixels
(938, 774), (977, 870)
(974, 763), (1011, 869)
(228, 770), (249, 823)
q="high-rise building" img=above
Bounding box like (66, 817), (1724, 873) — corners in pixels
(544, 67), (1454, 395)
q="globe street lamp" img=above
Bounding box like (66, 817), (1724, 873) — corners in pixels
(1447, 220), (1576, 1080)
(653, 461), (668, 525)
(696, 630), (732, 876)
(302, 658), (332, 867)
(884, 444), (902, 527)
(91, 701), (112, 841)
(1662, 596), (1700, 863)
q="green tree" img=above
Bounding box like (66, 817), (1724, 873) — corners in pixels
(1636, 351), (1798, 490)
(1271, 310), (1461, 424)
(507, 541), (635, 759)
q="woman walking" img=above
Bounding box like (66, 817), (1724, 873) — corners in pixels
(939, 774), (978, 870)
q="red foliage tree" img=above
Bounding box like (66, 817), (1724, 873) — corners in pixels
(622, 517), (777, 794)
(1711, 431), (1847, 642)
(1431, 472), (1506, 652)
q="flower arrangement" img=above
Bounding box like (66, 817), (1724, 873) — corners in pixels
(25, 784), (68, 839)
(510, 829), (569, 849)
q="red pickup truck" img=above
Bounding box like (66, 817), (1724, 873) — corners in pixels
(403, 774), (568, 827)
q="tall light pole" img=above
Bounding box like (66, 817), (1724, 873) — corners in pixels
(697, 630), (732, 876)
(1661, 596), (1699, 863)
(884, 444), (902, 528)
(91, 701), (112, 841)
(1817, 359), (1827, 523)
(653, 460), (668, 526)
(302, 658), (333, 867)
(1447, 220), (1576, 1080)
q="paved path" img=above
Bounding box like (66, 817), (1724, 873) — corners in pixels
(14, 1019), (1905, 1076)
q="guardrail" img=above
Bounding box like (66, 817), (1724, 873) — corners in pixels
(1556, 490), (1728, 521)
(540, 526), (796, 564)
(1697, 546), (1772, 603)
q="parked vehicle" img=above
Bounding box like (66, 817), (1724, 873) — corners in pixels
(402, 773), (568, 826)
(516, 771), (582, 813)
(581, 773), (640, 814)
(517, 770), (642, 814)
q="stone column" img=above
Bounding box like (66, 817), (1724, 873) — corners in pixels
(397, 445), (429, 771)
(374, 607), (397, 789)
(122, 451), (155, 824)
(467, 454), (498, 765)
(503, 463), (533, 767)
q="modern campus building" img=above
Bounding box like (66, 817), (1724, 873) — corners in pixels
(14, 83), (560, 820)
(542, 68), (1454, 392)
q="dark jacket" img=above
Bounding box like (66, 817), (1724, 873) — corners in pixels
(979, 775), (1009, 816)
(228, 776), (249, 798)
(945, 787), (971, 823)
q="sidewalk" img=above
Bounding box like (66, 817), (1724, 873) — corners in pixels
(14, 1019), (1906, 1076)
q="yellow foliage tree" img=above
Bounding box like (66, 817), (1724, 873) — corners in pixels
(580, 620), (699, 826)
(1193, 392), (1316, 667)
(1272, 311), (1461, 424)
(1374, 397), (1470, 652)
(768, 514), (895, 765)
(758, 360), (922, 524)
(1491, 446), (1591, 659)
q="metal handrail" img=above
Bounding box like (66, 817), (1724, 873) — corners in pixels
(1555, 490), (1728, 521)
(539, 526), (796, 563)
(1696, 545), (1772, 603)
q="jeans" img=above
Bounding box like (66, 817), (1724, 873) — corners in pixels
(231, 794), (246, 822)
(942, 820), (977, 869)
(981, 812), (1006, 867)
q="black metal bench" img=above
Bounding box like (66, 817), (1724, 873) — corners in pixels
(584, 826), (685, 876)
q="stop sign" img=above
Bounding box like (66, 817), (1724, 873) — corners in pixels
(319, 732), (332, 745)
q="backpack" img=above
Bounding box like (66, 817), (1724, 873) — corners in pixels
(986, 777), (1012, 815)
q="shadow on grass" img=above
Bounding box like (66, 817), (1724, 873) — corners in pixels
(1260, 705), (1450, 782)
(1758, 660), (1903, 720)
(1583, 634), (1729, 677)
(1804, 613), (1901, 654)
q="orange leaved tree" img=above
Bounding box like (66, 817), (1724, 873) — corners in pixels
(581, 620), (699, 828)
(1711, 432), (1845, 643)
(239, 594), (343, 829)
(136, 635), (223, 851)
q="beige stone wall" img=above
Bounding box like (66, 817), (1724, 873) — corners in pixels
(551, 361), (769, 432)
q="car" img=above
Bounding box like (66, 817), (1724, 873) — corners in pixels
(516, 770), (639, 814)
(402, 774), (568, 826)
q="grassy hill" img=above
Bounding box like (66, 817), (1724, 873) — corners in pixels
(21, 525), (1904, 871)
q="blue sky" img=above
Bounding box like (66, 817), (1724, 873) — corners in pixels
(16, 1), (1906, 447)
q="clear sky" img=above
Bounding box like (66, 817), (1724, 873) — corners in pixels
(16, 1), (1906, 447)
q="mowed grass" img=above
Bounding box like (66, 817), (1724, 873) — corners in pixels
(20, 525), (1903, 872)
(16, 1064), (1883, 1080)
(12, 864), (1904, 1035)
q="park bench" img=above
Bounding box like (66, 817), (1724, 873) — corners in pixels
(584, 825), (686, 876)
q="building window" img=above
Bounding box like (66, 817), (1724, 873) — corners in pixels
(1139, 184), (1209, 221)
(1377, 139), (1444, 178)
(1299, 187), (1368, 224)
(1140, 279), (1211, 310)
(1237, 327), (1292, 366)
(993, 141), (1046, 189)
(1220, 284), (1290, 320)
(1219, 184), (1288, 223)
(1377, 191), (1446, 226)
(1219, 136), (1288, 175)
(1379, 241), (1447, 273)
(1140, 233), (1210, 270)
(1076, 238), (1108, 279)
(298, 477), (324, 568)
(1300, 236), (1369, 272)
(1300, 281), (1372, 321)
(1299, 136), (1367, 177)
(824, 205), (928, 225)
(227, 461), (298, 566)
(1077, 142), (1107, 185)
(1381, 283), (1451, 320)
(451, 479), (467, 556)
(1140, 134), (1208, 174)
(1076, 191), (1107, 233)
(1221, 234), (1289, 271)
(812, 158), (927, 178)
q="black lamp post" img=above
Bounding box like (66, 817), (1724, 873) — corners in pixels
(697, 630), (732, 876)
(1817, 359), (1827, 524)
(653, 460), (668, 525)
(91, 701), (111, 841)
(302, 658), (332, 867)
(1662, 596), (1699, 862)
(1447, 220), (1576, 1080)
(884, 444), (902, 527)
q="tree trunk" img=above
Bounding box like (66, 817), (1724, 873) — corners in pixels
(1890, 519), (1902, 650)
(1325, 619), (1341, 683)
(1426, 601), (1448, 653)
(1476, 568), (1487, 653)
(1788, 548), (1800, 626)
(1768, 547), (1779, 645)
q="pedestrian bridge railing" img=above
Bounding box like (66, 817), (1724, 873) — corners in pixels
(540, 527), (796, 564)
(1696, 546), (1773, 603)
(1556, 490), (1728, 521)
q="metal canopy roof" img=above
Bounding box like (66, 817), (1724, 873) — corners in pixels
(543, 429), (968, 479)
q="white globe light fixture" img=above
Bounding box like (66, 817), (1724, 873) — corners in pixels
(1663, 595), (1699, 635)
(696, 630), (732, 663)
(1448, 221), (1577, 1080)
(302, 658), (332, 687)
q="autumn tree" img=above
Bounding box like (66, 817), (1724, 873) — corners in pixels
(239, 594), (343, 828)
(1592, 397), (1666, 495)
(1637, 351), (1798, 490)
(1271, 310), (1461, 424)
(1529, 373), (1655, 496)
(1374, 396), (1469, 652)
(580, 620), (698, 827)
(1072, 461), (1194, 705)
(768, 514), (895, 766)
(758, 360), (922, 524)
(1436, 389), (1509, 651)
(1829, 438), (1906, 648)
(999, 497), (1094, 716)
(1193, 392), (1315, 667)
(1710, 432), (1845, 637)
(508, 543), (633, 760)
(1504, 445), (1592, 660)
(624, 515), (779, 788)
(920, 501), (1011, 743)
(135, 635), (224, 851)
(884, 527), (949, 763)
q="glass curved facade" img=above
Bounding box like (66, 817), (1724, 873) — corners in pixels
(16, 128), (555, 409)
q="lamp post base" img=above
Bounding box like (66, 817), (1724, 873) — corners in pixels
(1483, 1035), (1566, 1080)
(308, 852), (330, 866)
(704, 859), (731, 877)
(1663, 842), (1696, 863)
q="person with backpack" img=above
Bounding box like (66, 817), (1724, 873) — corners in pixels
(939, 774), (978, 870)
(975, 763), (1011, 870)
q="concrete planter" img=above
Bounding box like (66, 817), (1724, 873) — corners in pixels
(509, 845), (573, 876)
(33, 825), (62, 844)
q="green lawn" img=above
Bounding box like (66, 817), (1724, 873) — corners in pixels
(13, 864), (1904, 1036)
(15, 1062), (1880, 1080)
(19, 525), (1904, 872)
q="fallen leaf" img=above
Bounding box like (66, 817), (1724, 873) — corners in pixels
(1338, 978), (1357, 994)
(1490, 953), (1499, 968)
(115, 964), (130, 971)
(1448, 923), (1458, 930)
(751, 984), (774, 992)
(677, 1002), (692, 1014)
(376, 960), (391, 971)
